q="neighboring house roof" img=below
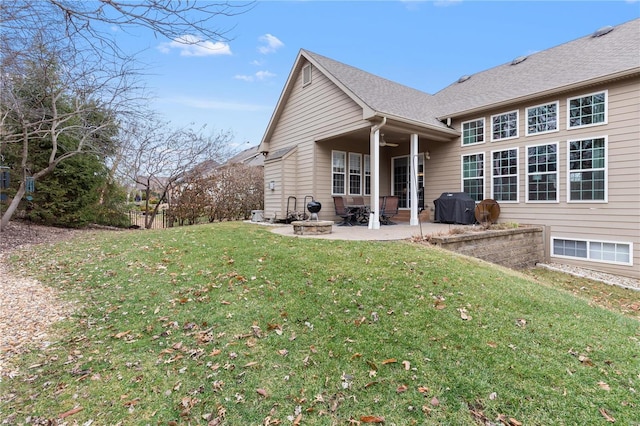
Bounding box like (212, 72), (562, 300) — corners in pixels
(265, 146), (296, 161)
(224, 145), (264, 167)
(260, 18), (639, 150)
(433, 18), (640, 118)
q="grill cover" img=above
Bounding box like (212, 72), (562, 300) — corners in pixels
(434, 192), (476, 224)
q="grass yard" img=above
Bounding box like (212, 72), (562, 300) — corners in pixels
(1, 222), (639, 425)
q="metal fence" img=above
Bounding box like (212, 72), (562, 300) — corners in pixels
(128, 210), (168, 229)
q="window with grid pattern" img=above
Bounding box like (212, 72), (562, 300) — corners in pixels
(527, 143), (558, 202)
(527, 102), (558, 135)
(492, 148), (518, 202)
(491, 111), (518, 141)
(332, 151), (346, 195)
(462, 118), (485, 145)
(348, 153), (362, 195)
(568, 137), (606, 201)
(568, 91), (606, 128)
(462, 153), (484, 202)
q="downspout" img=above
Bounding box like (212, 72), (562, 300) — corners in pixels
(369, 117), (386, 230)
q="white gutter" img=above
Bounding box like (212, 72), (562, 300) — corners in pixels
(369, 117), (386, 230)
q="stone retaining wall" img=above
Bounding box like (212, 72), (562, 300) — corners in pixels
(429, 226), (544, 269)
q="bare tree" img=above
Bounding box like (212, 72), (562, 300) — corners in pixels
(118, 118), (232, 229)
(0, 30), (139, 230)
(0, 0), (253, 231)
(1, 1), (254, 62)
(206, 163), (264, 222)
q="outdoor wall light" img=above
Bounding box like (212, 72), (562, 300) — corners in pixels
(269, 180), (275, 191)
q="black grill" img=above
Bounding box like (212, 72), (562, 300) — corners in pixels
(433, 192), (476, 225)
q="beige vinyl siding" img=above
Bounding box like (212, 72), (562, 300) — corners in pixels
(428, 77), (639, 278)
(264, 60), (368, 219)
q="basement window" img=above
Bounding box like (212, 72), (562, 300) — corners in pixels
(552, 238), (632, 265)
(302, 64), (312, 86)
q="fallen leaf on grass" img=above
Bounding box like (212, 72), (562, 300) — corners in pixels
(396, 384), (408, 393)
(113, 330), (131, 339)
(58, 407), (83, 419)
(579, 355), (594, 367)
(599, 407), (616, 422)
(381, 358), (397, 365)
(457, 308), (471, 321)
(360, 415), (385, 423)
(417, 386), (429, 393)
(293, 413), (303, 425)
(430, 397), (440, 406)
(598, 381), (611, 391)
(122, 398), (140, 407)
(402, 360), (410, 370)
(256, 388), (268, 398)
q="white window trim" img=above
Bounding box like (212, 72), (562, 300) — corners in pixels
(461, 117), (486, 147)
(525, 101), (560, 136)
(490, 110), (519, 142)
(461, 152), (485, 201)
(302, 64), (312, 87)
(551, 236), (633, 266)
(566, 90), (608, 130)
(331, 150), (346, 195)
(525, 142), (560, 203)
(348, 152), (362, 195)
(490, 147), (519, 203)
(566, 136), (608, 203)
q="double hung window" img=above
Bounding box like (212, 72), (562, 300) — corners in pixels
(462, 153), (484, 202)
(492, 148), (518, 202)
(331, 151), (346, 194)
(568, 137), (606, 202)
(526, 143), (558, 202)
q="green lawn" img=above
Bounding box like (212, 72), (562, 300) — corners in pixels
(2, 222), (639, 425)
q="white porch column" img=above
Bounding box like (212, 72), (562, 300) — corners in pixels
(410, 133), (419, 226)
(369, 127), (381, 229)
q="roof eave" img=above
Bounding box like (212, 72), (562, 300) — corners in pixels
(437, 68), (640, 120)
(366, 112), (460, 140)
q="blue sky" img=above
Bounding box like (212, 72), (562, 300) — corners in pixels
(115, 1), (639, 151)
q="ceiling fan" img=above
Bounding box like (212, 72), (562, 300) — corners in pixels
(379, 133), (399, 147)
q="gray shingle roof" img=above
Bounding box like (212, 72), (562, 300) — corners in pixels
(433, 18), (640, 118)
(302, 18), (639, 125)
(302, 50), (448, 130)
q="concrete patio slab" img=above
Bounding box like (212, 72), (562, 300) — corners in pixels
(258, 221), (470, 241)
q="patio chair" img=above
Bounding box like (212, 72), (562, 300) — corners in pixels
(333, 196), (355, 226)
(380, 195), (399, 225)
(351, 195), (365, 206)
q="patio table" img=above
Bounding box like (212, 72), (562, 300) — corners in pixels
(347, 205), (370, 225)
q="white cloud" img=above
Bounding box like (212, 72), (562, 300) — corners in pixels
(234, 70), (276, 82)
(255, 70), (276, 80)
(234, 75), (254, 82)
(158, 35), (232, 57)
(258, 34), (284, 54)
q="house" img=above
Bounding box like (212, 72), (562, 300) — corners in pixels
(258, 18), (640, 279)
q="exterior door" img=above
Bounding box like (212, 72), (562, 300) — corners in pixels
(392, 155), (425, 209)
